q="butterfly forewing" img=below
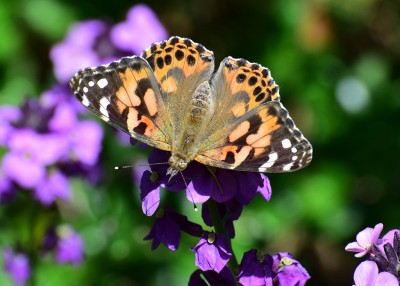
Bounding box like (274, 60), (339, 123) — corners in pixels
(70, 56), (172, 151)
(141, 37), (215, 136)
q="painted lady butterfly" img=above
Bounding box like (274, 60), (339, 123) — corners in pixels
(70, 36), (312, 177)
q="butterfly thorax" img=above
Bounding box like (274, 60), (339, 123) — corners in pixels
(167, 81), (214, 177)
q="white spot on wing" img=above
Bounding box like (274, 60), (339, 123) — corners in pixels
(97, 78), (108, 88)
(292, 155), (298, 161)
(258, 152), (278, 171)
(81, 95), (90, 107)
(88, 81), (95, 87)
(283, 162), (294, 171)
(281, 138), (291, 149)
(99, 97), (110, 118)
(291, 147), (297, 153)
(83, 87), (88, 93)
(100, 115), (109, 122)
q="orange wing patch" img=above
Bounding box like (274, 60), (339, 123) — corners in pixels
(245, 109), (281, 148)
(219, 57), (280, 117)
(141, 36), (214, 95)
(126, 107), (156, 137)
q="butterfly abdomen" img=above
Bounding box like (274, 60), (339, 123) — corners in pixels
(176, 81), (213, 156)
(188, 81), (212, 125)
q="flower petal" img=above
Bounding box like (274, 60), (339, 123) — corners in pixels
(374, 272), (399, 286)
(354, 261), (378, 286)
(371, 223), (384, 243)
(2, 152), (46, 189)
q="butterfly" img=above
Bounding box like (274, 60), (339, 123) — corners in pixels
(69, 36), (312, 177)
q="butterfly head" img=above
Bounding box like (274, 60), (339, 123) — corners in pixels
(167, 153), (190, 178)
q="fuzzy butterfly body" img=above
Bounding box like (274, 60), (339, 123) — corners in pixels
(70, 36), (312, 175)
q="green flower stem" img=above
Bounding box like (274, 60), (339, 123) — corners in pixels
(205, 198), (240, 281)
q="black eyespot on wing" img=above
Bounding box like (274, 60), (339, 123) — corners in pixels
(187, 55), (196, 66)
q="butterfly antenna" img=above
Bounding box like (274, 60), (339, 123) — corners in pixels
(147, 162), (170, 166)
(180, 171), (198, 211)
(115, 161), (170, 170)
(114, 164), (135, 170)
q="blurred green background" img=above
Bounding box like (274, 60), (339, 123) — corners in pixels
(1, 0), (400, 285)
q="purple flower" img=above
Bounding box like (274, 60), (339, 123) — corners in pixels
(140, 170), (161, 216)
(191, 232), (232, 273)
(238, 249), (273, 286)
(346, 223), (384, 257)
(272, 252), (310, 286)
(144, 209), (180, 251)
(14, 97), (57, 132)
(2, 129), (67, 189)
(187, 167), (237, 203)
(144, 208), (202, 251)
(41, 84), (85, 115)
(353, 261), (398, 286)
(3, 248), (31, 286)
(187, 166), (269, 205)
(139, 149), (206, 213)
(189, 267), (236, 286)
(236, 172), (272, 205)
(55, 226), (84, 265)
(110, 4), (167, 54)
(50, 20), (112, 83)
(68, 120), (103, 166)
(35, 170), (70, 206)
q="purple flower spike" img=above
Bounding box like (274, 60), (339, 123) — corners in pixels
(345, 223), (384, 257)
(353, 261), (398, 286)
(3, 248), (31, 286)
(238, 249), (273, 286)
(272, 252), (310, 286)
(191, 232), (232, 273)
(55, 226), (84, 265)
(110, 4), (167, 54)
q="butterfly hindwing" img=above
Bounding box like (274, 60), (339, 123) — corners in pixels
(195, 101), (312, 172)
(70, 56), (171, 151)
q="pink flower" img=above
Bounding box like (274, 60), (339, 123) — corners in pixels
(345, 223), (383, 257)
(353, 261), (398, 286)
